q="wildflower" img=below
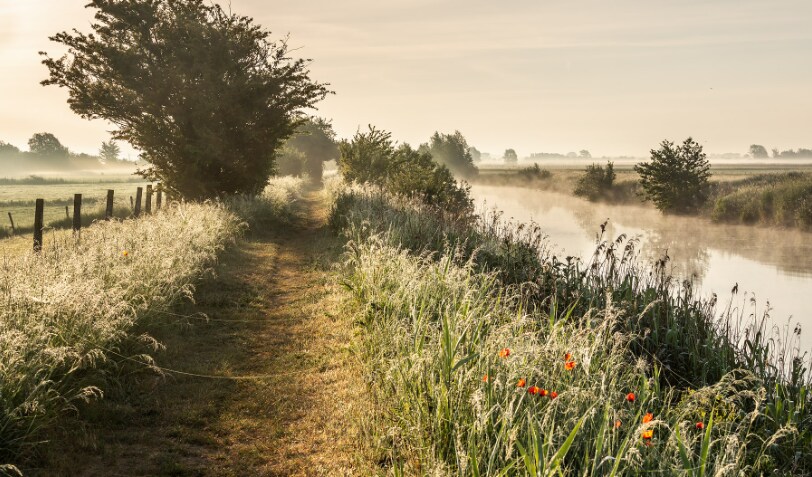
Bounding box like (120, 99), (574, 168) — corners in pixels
(642, 412), (653, 424)
(540, 389), (549, 397)
(614, 419), (622, 429)
(122, 250), (129, 257)
(550, 391), (558, 399)
(499, 348), (511, 358)
(564, 352), (572, 361)
(528, 386), (540, 395)
(626, 392), (636, 403)
(517, 378), (526, 388)
(564, 360), (576, 371)
(642, 429), (654, 440)
(482, 375), (489, 383)
(695, 422), (705, 430)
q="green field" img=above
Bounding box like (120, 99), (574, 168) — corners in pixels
(0, 176), (153, 239)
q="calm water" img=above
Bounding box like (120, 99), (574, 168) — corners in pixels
(471, 185), (812, 353)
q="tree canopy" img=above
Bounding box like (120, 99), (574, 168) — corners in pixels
(749, 144), (769, 159)
(504, 149), (518, 163)
(635, 137), (711, 214)
(421, 131), (478, 178)
(99, 140), (121, 163)
(41, 0), (329, 199)
(28, 133), (69, 158)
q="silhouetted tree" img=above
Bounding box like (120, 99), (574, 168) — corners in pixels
(635, 137), (711, 214)
(421, 131), (478, 179)
(28, 133), (69, 158)
(99, 140), (121, 163)
(574, 161), (615, 201)
(579, 149), (592, 159)
(0, 141), (20, 155)
(504, 148), (518, 164)
(284, 117), (338, 183)
(468, 146), (482, 163)
(749, 144), (769, 159)
(41, 0), (329, 199)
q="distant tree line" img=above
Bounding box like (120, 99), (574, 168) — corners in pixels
(0, 132), (132, 171)
(750, 144), (812, 159)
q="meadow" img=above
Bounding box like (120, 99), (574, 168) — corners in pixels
(328, 181), (811, 476)
(0, 178), (304, 472)
(0, 175), (151, 239)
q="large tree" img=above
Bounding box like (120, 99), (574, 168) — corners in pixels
(749, 144), (769, 159)
(41, 0), (329, 199)
(635, 137), (711, 214)
(284, 117), (339, 182)
(28, 132), (69, 158)
(421, 131), (478, 178)
(99, 140), (121, 163)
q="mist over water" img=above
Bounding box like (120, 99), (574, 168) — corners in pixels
(471, 184), (812, 353)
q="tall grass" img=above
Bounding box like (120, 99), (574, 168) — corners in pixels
(333, 184), (811, 475)
(711, 172), (812, 228)
(0, 178), (303, 472)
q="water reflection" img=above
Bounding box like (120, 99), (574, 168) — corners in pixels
(471, 185), (812, 351)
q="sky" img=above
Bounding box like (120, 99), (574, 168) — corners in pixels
(0, 0), (810, 158)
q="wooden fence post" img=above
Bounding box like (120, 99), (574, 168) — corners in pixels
(73, 194), (82, 232)
(145, 185), (153, 214)
(134, 187), (143, 217)
(65, 205), (69, 219)
(7, 212), (15, 234)
(33, 199), (44, 252)
(105, 189), (115, 220)
(156, 183), (162, 210)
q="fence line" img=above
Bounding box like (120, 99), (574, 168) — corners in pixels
(2, 183), (164, 251)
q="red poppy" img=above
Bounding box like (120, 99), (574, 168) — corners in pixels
(540, 389), (549, 397)
(499, 348), (511, 359)
(642, 412), (653, 424)
(695, 422), (705, 430)
(482, 374), (489, 383)
(550, 391), (558, 399)
(564, 352), (572, 361)
(564, 361), (576, 371)
(517, 378), (526, 388)
(626, 392), (636, 403)
(527, 386), (540, 395)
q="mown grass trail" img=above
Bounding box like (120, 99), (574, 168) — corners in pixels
(30, 187), (373, 476)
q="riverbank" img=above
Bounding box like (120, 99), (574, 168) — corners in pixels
(473, 164), (812, 230)
(330, 182), (811, 475)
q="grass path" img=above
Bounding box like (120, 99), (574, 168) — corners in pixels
(31, 188), (374, 476)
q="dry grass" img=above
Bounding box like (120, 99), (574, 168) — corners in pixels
(26, 186), (376, 476)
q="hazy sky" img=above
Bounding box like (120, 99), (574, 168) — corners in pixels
(1, 0), (810, 158)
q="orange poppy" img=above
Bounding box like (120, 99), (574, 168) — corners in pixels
(695, 422), (705, 430)
(517, 378), (526, 388)
(499, 348), (511, 359)
(482, 375), (489, 383)
(550, 391), (558, 399)
(564, 361), (576, 371)
(564, 352), (572, 361)
(642, 429), (654, 440)
(540, 389), (549, 397)
(642, 412), (653, 424)
(626, 392), (636, 402)
(122, 250), (129, 257)
(527, 386), (540, 395)
(614, 419), (622, 429)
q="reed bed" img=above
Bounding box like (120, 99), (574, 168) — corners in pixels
(0, 178), (303, 472)
(333, 184), (811, 475)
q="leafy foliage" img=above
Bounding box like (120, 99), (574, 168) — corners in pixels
(749, 144), (769, 159)
(635, 138), (711, 213)
(283, 117), (339, 182)
(504, 148), (518, 163)
(573, 161), (616, 201)
(338, 126), (472, 215)
(98, 140), (121, 163)
(421, 131), (478, 178)
(41, 0), (329, 199)
(27, 133), (68, 158)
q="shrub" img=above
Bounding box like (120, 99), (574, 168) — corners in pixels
(573, 161), (615, 201)
(635, 138), (711, 213)
(518, 163), (552, 181)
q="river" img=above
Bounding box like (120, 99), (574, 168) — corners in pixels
(470, 185), (812, 353)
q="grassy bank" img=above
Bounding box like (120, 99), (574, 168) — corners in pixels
(476, 167), (812, 230)
(330, 182), (811, 475)
(0, 178), (303, 473)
